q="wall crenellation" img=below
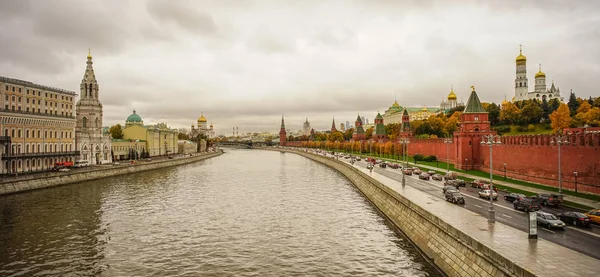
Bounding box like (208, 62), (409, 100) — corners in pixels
(500, 133), (600, 147)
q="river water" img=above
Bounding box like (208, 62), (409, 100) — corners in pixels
(0, 149), (440, 277)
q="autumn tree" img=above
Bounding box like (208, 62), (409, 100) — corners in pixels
(109, 124), (124, 139)
(328, 131), (345, 142)
(343, 128), (354, 141)
(365, 127), (374, 139)
(499, 102), (521, 125)
(550, 104), (572, 133)
(520, 101), (543, 124)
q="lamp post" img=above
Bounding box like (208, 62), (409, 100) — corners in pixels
(481, 134), (501, 223)
(164, 140), (168, 157)
(574, 171), (578, 194)
(399, 137), (410, 187)
(504, 163), (507, 180)
(550, 135), (569, 194)
(444, 138), (452, 173)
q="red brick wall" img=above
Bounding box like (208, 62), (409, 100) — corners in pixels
(406, 138), (456, 164)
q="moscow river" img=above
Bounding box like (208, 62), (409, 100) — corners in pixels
(0, 149), (440, 277)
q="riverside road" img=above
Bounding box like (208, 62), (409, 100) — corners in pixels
(345, 157), (600, 260)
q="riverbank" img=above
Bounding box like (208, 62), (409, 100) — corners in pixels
(0, 151), (223, 196)
(279, 148), (598, 277)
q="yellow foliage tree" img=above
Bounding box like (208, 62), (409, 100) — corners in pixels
(550, 103), (572, 133)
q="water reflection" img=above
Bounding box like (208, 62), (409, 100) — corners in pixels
(0, 149), (439, 276)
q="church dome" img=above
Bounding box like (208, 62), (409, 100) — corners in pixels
(516, 47), (526, 62)
(392, 100), (400, 108)
(126, 110), (142, 122)
(422, 107), (428, 112)
(447, 87), (457, 100)
(535, 69), (546, 78)
(502, 99), (509, 105)
(198, 114), (207, 122)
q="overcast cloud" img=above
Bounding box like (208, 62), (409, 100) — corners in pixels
(1, 0), (599, 135)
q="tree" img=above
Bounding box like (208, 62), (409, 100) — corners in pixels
(594, 97), (600, 108)
(541, 98), (552, 122)
(485, 103), (501, 126)
(499, 102), (521, 125)
(520, 101), (543, 124)
(109, 124), (124, 139)
(445, 105), (465, 115)
(328, 131), (345, 142)
(568, 91), (579, 116)
(365, 127), (374, 139)
(343, 128), (354, 141)
(550, 104), (572, 133)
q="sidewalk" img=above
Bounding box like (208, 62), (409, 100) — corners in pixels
(411, 162), (600, 209)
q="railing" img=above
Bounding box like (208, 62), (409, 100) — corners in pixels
(1, 151), (80, 159)
(0, 136), (11, 143)
(0, 108), (76, 119)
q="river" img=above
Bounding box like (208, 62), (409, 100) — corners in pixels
(0, 149), (440, 276)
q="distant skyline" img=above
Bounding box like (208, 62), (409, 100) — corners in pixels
(1, 0), (599, 134)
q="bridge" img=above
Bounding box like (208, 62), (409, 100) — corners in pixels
(215, 141), (270, 149)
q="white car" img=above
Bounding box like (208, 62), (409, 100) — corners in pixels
(478, 189), (498, 200)
(58, 168), (71, 172)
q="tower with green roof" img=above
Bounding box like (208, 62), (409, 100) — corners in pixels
(352, 115), (365, 140)
(373, 112), (387, 141)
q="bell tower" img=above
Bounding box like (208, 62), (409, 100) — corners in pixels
(514, 45), (528, 101)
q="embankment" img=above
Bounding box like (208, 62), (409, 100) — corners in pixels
(0, 152), (222, 196)
(287, 149), (530, 277)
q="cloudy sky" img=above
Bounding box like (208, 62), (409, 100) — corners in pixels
(1, 0), (599, 135)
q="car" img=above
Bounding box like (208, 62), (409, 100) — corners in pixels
(427, 170), (436, 175)
(112, 162), (121, 166)
(413, 168), (422, 175)
(557, 212), (591, 227)
(376, 159), (383, 164)
(536, 211), (565, 229)
(504, 193), (527, 202)
(389, 163), (399, 169)
(584, 209), (600, 225)
(443, 185), (459, 194)
(513, 197), (541, 212)
(58, 167), (70, 172)
(471, 179), (491, 189)
(73, 161), (90, 168)
(444, 179), (466, 188)
(403, 169), (413, 175)
(418, 173), (430, 180)
(478, 189), (498, 200)
(444, 172), (458, 180)
(367, 164), (374, 170)
(379, 162), (387, 168)
(431, 174), (443, 181)
(537, 193), (563, 207)
(446, 191), (465, 204)
(356, 157), (361, 161)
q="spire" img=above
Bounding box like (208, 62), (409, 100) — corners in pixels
(281, 115), (285, 128)
(87, 48), (92, 59)
(463, 86), (486, 113)
(81, 50), (99, 100)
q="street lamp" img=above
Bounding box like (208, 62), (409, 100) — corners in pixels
(550, 135), (569, 194)
(574, 171), (578, 194)
(503, 163), (507, 180)
(443, 138), (452, 173)
(164, 140), (168, 157)
(481, 134), (501, 223)
(399, 137), (410, 187)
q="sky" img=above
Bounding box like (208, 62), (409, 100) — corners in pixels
(1, 0), (599, 135)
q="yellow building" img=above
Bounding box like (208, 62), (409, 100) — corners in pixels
(0, 76), (78, 174)
(382, 100), (441, 124)
(110, 110), (178, 159)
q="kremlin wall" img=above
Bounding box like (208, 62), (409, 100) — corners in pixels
(280, 88), (600, 195)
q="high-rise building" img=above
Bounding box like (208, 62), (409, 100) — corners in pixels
(302, 118), (311, 136)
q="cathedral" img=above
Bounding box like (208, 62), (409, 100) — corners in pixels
(440, 86), (464, 111)
(513, 46), (562, 102)
(190, 113), (215, 139)
(75, 50), (112, 165)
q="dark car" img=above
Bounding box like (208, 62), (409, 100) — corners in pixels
(444, 179), (466, 188)
(443, 185), (459, 194)
(431, 174), (443, 181)
(379, 162), (387, 168)
(446, 191), (465, 204)
(418, 173), (430, 180)
(513, 197), (541, 212)
(557, 212), (591, 227)
(537, 193), (563, 207)
(444, 172), (458, 180)
(504, 193), (527, 202)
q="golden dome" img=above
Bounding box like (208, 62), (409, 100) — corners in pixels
(447, 86), (457, 100)
(515, 46), (526, 62)
(198, 114), (207, 122)
(422, 107), (428, 112)
(392, 100), (400, 108)
(535, 64), (546, 78)
(502, 99), (509, 105)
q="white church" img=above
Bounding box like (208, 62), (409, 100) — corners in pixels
(513, 46), (562, 102)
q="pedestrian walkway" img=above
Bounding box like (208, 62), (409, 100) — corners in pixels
(410, 162), (600, 209)
(355, 164), (600, 277)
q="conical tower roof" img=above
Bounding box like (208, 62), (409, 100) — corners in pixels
(463, 86), (486, 113)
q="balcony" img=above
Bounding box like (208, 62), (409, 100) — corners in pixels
(0, 107), (76, 119)
(1, 151), (80, 160)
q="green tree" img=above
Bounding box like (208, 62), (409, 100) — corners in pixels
(343, 128), (354, 140)
(365, 127), (374, 139)
(445, 105), (465, 115)
(328, 131), (345, 142)
(541, 98), (552, 122)
(520, 101), (543, 124)
(568, 91), (579, 116)
(109, 124), (124, 139)
(594, 97), (600, 108)
(485, 103), (501, 126)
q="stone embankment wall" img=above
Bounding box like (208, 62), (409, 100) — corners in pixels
(288, 150), (530, 277)
(0, 152), (222, 196)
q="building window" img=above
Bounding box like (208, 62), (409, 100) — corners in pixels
(12, 129), (15, 137)
(82, 117), (87, 128)
(37, 130), (40, 138)
(26, 130), (29, 138)
(12, 96), (15, 101)
(4, 95), (7, 100)
(18, 130), (21, 138)
(18, 88), (21, 93)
